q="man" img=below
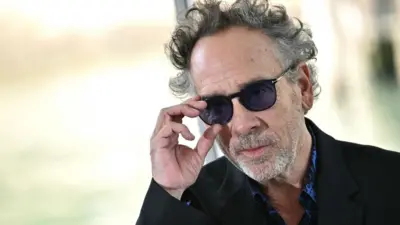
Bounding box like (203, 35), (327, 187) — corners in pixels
(137, 0), (400, 224)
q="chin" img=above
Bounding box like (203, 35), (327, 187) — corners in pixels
(237, 154), (293, 183)
(238, 159), (279, 182)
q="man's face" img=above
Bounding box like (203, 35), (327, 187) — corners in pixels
(190, 27), (313, 184)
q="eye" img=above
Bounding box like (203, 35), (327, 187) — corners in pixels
(244, 81), (273, 96)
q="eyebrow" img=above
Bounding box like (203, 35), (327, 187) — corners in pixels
(201, 64), (294, 98)
(201, 75), (268, 99)
(237, 76), (267, 89)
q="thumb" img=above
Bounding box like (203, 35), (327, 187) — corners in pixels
(195, 124), (222, 158)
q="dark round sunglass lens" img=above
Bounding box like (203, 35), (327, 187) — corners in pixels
(241, 80), (276, 111)
(199, 97), (233, 125)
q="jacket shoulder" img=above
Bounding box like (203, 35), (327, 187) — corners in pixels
(340, 141), (400, 167)
(339, 141), (400, 215)
(340, 141), (400, 189)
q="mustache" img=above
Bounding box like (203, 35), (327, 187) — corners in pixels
(229, 130), (275, 152)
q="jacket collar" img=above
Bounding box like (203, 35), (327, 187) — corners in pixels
(307, 118), (363, 225)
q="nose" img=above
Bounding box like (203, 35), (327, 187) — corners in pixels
(228, 98), (261, 137)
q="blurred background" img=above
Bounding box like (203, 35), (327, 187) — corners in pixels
(0, 0), (399, 224)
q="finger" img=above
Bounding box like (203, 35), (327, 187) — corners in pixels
(153, 105), (198, 136)
(168, 104), (202, 123)
(171, 122), (195, 140)
(185, 100), (207, 111)
(164, 104), (202, 120)
(151, 123), (194, 150)
(153, 96), (205, 136)
(183, 95), (201, 103)
(195, 124), (222, 158)
(170, 100), (207, 123)
(158, 122), (195, 141)
(151, 132), (178, 150)
(184, 96), (207, 110)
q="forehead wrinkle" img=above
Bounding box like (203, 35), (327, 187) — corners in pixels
(198, 73), (275, 97)
(197, 74), (239, 96)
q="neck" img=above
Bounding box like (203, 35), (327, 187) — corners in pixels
(260, 122), (312, 224)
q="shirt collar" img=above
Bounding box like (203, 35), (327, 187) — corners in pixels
(248, 124), (318, 204)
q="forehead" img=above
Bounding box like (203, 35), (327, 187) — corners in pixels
(190, 27), (283, 96)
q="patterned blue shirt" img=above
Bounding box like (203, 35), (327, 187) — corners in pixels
(249, 127), (318, 224)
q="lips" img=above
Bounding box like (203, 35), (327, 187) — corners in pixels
(238, 146), (266, 158)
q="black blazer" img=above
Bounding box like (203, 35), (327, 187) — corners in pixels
(137, 119), (400, 225)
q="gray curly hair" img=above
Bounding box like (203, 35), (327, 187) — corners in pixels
(166, 0), (320, 99)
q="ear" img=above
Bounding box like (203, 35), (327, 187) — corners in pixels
(296, 63), (314, 113)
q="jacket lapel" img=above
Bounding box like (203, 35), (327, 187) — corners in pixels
(308, 119), (364, 225)
(190, 157), (268, 225)
(217, 163), (267, 225)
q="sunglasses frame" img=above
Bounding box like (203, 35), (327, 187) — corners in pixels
(200, 64), (297, 125)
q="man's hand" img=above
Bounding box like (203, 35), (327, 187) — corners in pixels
(150, 96), (221, 200)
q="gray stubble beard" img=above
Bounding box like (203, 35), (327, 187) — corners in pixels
(216, 132), (299, 185)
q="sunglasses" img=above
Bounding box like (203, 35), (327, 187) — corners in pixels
(199, 64), (297, 125)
